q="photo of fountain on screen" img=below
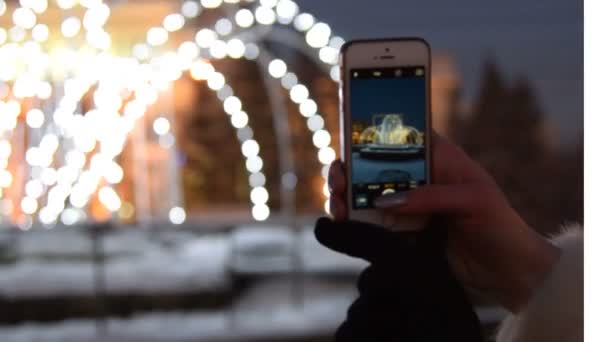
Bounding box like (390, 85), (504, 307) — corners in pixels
(350, 67), (427, 209)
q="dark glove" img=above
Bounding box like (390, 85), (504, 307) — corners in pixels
(314, 217), (483, 342)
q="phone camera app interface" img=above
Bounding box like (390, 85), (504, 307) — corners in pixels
(350, 67), (427, 210)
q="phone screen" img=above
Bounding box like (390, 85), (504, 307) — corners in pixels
(349, 66), (427, 210)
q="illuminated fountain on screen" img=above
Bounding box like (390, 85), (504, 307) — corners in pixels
(0, 0), (342, 228)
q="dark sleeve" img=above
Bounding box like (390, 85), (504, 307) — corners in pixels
(314, 218), (484, 342)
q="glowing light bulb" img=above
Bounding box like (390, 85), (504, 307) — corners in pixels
(153, 117), (171, 135)
(299, 99), (318, 117)
(330, 65), (340, 82)
(244, 43), (260, 60)
(223, 96), (242, 115)
(230, 111), (249, 128)
(41, 167), (57, 185)
(289, 84), (309, 103)
(13, 7), (36, 29)
(260, 0), (278, 7)
(147, 27), (168, 46)
(103, 161), (123, 184)
(313, 129), (331, 148)
(268, 59), (287, 78)
(281, 72), (298, 89)
(30, 0), (49, 14)
(201, 0), (222, 8)
(61, 208), (83, 225)
(209, 40), (227, 59)
(276, 0), (299, 23)
(21, 197), (38, 214)
(307, 115), (325, 131)
(329, 36), (346, 49)
(207, 72), (225, 90)
(241, 140), (260, 157)
(0, 170), (12, 188)
(215, 18), (233, 36)
(98, 186), (121, 212)
(57, 0), (77, 9)
(319, 46), (339, 64)
(83, 5), (110, 30)
(32, 24), (49, 42)
(0, 141), (11, 159)
(169, 206), (186, 224)
(250, 186), (269, 204)
(227, 39), (245, 59)
(25, 179), (44, 199)
(40, 133), (59, 153)
(246, 156), (264, 173)
(189, 59), (214, 81)
(306, 22), (331, 48)
(235, 9), (254, 28)
(178, 41), (200, 66)
(195, 28), (217, 48)
(255, 6), (276, 25)
(181, 0), (200, 18)
(318, 147), (336, 165)
(132, 43), (150, 60)
(252, 204), (270, 221)
(26, 108), (45, 128)
(249, 172), (266, 187)
(294, 13), (314, 31)
(163, 13), (185, 32)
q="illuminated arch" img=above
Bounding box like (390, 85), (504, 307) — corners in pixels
(0, 0), (344, 225)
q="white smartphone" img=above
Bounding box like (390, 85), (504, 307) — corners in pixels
(339, 38), (432, 231)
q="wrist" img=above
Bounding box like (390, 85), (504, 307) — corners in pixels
(505, 233), (561, 313)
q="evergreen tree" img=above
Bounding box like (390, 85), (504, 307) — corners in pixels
(455, 58), (560, 232)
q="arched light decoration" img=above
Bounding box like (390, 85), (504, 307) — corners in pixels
(136, 0), (344, 217)
(0, 0), (346, 225)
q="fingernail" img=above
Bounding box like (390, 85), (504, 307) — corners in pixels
(374, 192), (407, 208)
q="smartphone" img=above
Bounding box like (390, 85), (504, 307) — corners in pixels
(340, 38), (431, 230)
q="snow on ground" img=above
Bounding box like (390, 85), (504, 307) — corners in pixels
(0, 235), (231, 298)
(0, 225), (365, 299)
(0, 276), (507, 342)
(0, 223), (507, 341)
(230, 225), (367, 275)
(0, 278), (356, 342)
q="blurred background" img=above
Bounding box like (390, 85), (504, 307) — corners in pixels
(0, 0), (582, 341)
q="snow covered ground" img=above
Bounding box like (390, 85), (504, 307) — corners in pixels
(0, 234), (232, 298)
(0, 225), (366, 299)
(0, 278), (356, 342)
(0, 224), (506, 341)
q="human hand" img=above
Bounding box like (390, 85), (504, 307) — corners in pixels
(315, 217), (483, 341)
(327, 133), (559, 312)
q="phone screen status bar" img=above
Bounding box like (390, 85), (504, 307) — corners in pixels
(352, 67), (424, 79)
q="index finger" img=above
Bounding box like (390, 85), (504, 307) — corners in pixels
(328, 159), (345, 196)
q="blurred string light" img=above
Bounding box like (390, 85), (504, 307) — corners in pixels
(0, 0), (346, 223)
(147, 1), (342, 216)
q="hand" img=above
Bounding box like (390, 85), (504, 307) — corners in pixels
(327, 133), (560, 312)
(315, 217), (484, 341)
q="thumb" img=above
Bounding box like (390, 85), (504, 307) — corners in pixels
(385, 184), (477, 215)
